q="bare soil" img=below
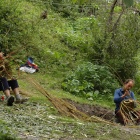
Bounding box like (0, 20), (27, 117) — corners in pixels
(64, 98), (114, 122)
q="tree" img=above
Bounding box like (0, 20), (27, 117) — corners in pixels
(71, 0), (139, 83)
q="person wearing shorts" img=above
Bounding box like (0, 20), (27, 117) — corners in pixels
(0, 52), (27, 106)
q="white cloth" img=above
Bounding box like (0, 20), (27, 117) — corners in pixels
(19, 66), (36, 73)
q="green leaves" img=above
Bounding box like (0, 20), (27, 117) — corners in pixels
(72, 0), (86, 4)
(73, 0), (134, 7)
(72, 0), (77, 3)
(123, 0), (134, 7)
(62, 62), (119, 99)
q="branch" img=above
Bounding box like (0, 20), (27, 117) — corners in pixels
(108, 0), (118, 26)
(112, 11), (124, 31)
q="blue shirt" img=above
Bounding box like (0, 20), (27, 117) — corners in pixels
(114, 88), (135, 112)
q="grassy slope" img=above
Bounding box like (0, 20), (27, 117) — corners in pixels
(1, 73), (140, 140)
(1, 0), (140, 139)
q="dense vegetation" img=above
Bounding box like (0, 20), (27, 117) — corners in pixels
(1, 0), (140, 97)
(1, 0), (140, 139)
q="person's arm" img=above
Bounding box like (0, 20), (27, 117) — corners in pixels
(130, 91), (135, 100)
(114, 89), (124, 103)
(114, 89), (132, 103)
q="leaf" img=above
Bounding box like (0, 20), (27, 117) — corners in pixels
(72, 0), (77, 4)
(94, 90), (99, 95)
(72, 0), (86, 4)
(80, 0), (86, 4)
(123, 0), (134, 7)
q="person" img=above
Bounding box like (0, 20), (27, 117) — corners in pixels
(114, 79), (140, 125)
(0, 51), (27, 106)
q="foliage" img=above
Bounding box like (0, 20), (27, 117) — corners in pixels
(104, 10), (140, 82)
(0, 0), (20, 51)
(53, 0), (140, 82)
(56, 16), (100, 50)
(1, 0), (140, 95)
(62, 62), (119, 99)
(1, 0), (140, 139)
(0, 0), (36, 52)
(123, 0), (134, 7)
(50, 0), (100, 18)
(1, 0), (138, 82)
(73, 0), (134, 7)
(0, 0), (61, 71)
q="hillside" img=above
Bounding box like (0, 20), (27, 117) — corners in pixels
(1, 0), (140, 139)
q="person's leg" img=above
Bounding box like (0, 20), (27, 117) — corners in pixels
(8, 79), (20, 98)
(4, 89), (11, 98)
(0, 77), (14, 106)
(13, 87), (21, 100)
(115, 110), (127, 125)
(8, 79), (27, 103)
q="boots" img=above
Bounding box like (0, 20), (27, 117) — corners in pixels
(15, 98), (28, 104)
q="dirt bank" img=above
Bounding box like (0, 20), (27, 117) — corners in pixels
(64, 99), (114, 122)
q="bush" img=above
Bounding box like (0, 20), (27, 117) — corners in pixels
(0, 0), (24, 51)
(62, 62), (119, 99)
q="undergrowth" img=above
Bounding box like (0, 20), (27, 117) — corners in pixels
(1, 0), (140, 139)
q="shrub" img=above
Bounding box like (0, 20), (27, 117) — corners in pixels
(62, 62), (119, 99)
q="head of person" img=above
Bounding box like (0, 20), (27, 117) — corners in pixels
(123, 79), (135, 91)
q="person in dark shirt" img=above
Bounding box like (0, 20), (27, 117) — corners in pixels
(114, 79), (137, 124)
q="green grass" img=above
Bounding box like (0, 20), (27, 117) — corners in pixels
(17, 71), (115, 109)
(1, 71), (140, 139)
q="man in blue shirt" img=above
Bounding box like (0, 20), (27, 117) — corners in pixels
(114, 79), (136, 125)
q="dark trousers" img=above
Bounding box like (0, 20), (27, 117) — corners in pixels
(0, 77), (19, 91)
(115, 110), (125, 125)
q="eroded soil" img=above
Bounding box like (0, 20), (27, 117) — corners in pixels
(64, 99), (114, 122)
